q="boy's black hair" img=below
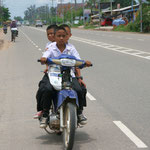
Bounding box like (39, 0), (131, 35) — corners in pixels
(46, 24), (58, 31)
(54, 26), (67, 35)
(59, 24), (71, 30)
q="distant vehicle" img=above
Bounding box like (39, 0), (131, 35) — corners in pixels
(112, 18), (126, 26)
(101, 18), (112, 26)
(43, 20), (47, 25)
(35, 20), (43, 27)
(17, 21), (21, 26)
(24, 21), (30, 26)
(91, 14), (101, 24)
(74, 20), (79, 25)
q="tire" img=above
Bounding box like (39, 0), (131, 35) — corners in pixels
(63, 103), (76, 150)
(11, 32), (16, 42)
(13, 33), (15, 42)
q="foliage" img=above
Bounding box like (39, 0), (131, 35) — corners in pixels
(14, 16), (23, 21)
(114, 0), (136, 8)
(0, 6), (10, 23)
(113, 3), (150, 33)
(84, 24), (97, 29)
(141, 3), (150, 32)
(24, 5), (50, 24)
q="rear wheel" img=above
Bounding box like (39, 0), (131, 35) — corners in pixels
(11, 32), (15, 42)
(63, 103), (76, 150)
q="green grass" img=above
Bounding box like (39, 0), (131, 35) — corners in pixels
(113, 25), (129, 32)
(84, 25), (97, 29)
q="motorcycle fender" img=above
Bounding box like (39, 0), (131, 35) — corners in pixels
(57, 90), (79, 109)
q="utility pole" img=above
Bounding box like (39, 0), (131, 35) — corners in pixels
(61, 0), (64, 23)
(110, 0), (112, 16)
(56, 1), (57, 24)
(98, 0), (101, 28)
(71, 0), (73, 25)
(82, 0), (85, 26)
(0, 0), (3, 25)
(131, 0), (134, 22)
(49, 1), (52, 24)
(140, 0), (143, 32)
(50, 0), (54, 24)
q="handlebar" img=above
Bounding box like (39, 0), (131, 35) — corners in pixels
(37, 59), (93, 67)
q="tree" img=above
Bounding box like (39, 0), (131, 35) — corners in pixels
(115, 1), (150, 32)
(24, 5), (51, 24)
(0, 6), (10, 22)
(114, 0), (136, 8)
(14, 16), (23, 21)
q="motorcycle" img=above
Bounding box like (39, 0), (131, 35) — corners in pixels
(3, 27), (7, 34)
(38, 54), (92, 150)
(11, 28), (18, 42)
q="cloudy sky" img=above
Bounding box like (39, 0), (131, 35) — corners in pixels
(4, 0), (54, 19)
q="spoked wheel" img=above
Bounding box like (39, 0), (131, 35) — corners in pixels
(13, 33), (16, 42)
(11, 32), (16, 42)
(63, 103), (76, 150)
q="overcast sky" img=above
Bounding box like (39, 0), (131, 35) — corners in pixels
(4, 0), (139, 19)
(4, 0), (53, 19)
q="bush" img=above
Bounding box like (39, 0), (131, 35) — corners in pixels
(113, 4), (150, 33)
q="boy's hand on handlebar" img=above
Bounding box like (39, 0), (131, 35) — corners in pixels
(44, 68), (48, 73)
(85, 61), (92, 67)
(40, 57), (47, 64)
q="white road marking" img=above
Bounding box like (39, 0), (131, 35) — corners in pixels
(20, 29), (43, 51)
(138, 39), (144, 41)
(87, 92), (96, 101)
(71, 36), (150, 61)
(126, 37), (132, 40)
(117, 36), (122, 38)
(113, 121), (148, 148)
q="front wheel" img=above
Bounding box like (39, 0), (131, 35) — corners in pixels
(63, 103), (76, 150)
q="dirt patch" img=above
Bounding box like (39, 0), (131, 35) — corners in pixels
(0, 29), (12, 51)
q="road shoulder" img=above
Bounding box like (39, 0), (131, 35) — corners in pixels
(0, 29), (12, 51)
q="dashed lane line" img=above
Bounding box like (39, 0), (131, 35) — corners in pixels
(87, 92), (96, 101)
(20, 29), (43, 52)
(71, 36), (150, 61)
(113, 121), (148, 148)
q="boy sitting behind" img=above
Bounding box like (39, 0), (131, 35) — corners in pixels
(34, 24), (58, 119)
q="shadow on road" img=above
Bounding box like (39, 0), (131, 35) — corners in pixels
(73, 131), (95, 150)
(36, 130), (95, 150)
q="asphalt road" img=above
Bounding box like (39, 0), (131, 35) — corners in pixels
(0, 26), (150, 150)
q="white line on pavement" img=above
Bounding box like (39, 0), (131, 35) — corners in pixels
(138, 39), (144, 41)
(87, 92), (96, 101)
(71, 36), (150, 61)
(20, 29), (43, 51)
(113, 121), (148, 148)
(126, 37), (132, 40)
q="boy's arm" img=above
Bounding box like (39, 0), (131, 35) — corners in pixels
(75, 68), (86, 87)
(44, 64), (49, 73)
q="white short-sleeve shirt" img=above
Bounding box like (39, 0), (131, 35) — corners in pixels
(45, 41), (52, 51)
(42, 42), (81, 60)
(42, 42), (81, 77)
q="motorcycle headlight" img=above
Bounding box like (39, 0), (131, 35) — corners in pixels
(61, 59), (76, 66)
